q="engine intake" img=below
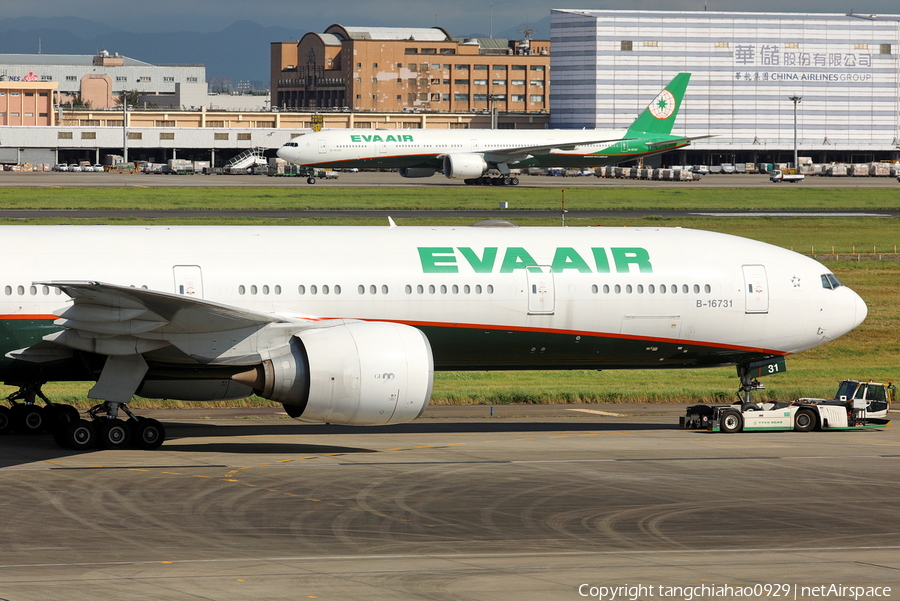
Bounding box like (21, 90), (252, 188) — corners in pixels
(234, 321), (433, 425)
(442, 154), (488, 179)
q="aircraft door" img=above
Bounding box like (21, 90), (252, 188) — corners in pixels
(318, 139), (327, 155)
(526, 268), (555, 314)
(173, 265), (203, 298)
(742, 264), (768, 313)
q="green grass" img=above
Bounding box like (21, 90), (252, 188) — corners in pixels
(0, 185), (897, 407)
(0, 185), (898, 211)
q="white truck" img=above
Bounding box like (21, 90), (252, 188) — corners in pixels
(680, 380), (893, 433)
(770, 169), (805, 183)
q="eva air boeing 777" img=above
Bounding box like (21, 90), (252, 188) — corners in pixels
(0, 223), (865, 450)
(277, 73), (706, 185)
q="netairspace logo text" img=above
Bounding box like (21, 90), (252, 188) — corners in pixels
(577, 583), (893, 601)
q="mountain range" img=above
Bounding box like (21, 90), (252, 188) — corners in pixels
(0, 16), (551, 88)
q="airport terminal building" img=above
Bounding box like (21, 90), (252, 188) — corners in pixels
(550, 10), (900, 164)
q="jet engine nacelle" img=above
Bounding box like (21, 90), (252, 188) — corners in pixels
(398, 167), (437, 178)
(442, 154), (488, 179)
(238, 321), (434, 425)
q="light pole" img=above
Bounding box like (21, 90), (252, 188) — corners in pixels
(488, 94), (498, 130)
(789, 95), (801, 169)
(122, 100), (130, 164)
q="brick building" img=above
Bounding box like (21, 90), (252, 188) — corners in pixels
(271, 25), (550, 114)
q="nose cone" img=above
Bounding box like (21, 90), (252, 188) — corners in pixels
(852, 288), (868, 330)
(275, 146), (288, 160)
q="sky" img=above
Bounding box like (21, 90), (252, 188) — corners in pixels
(6, 0), (900, 35)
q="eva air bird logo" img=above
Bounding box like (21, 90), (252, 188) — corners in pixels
(648, 89), (676, 120)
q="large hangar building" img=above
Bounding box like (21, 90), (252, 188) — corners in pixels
(550, 10), (900, 165)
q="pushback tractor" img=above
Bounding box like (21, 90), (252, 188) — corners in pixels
(681, 379), (894, 433)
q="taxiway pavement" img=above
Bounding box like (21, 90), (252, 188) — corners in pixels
(1, 170), (899, 188)
(2, 405), (898, 600)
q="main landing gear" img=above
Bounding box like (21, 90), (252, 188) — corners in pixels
(0, 384), (165, 450)
(463, 176), (519, 186)
(0, 382), (79, 437)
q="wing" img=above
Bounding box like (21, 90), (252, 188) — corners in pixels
(7, 281), (341, 402)
(45, 280), (289, 334)
(467, 137), (630, 162)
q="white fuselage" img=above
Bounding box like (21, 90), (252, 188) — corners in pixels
(0, 225), (865, 373)
(274, 128), (665, 177)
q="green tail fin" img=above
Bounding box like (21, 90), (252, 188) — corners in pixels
(626, 73), (691, 136)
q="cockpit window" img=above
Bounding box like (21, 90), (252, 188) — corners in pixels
(283, 142), (298, 147)
(821, 273), (842, 289)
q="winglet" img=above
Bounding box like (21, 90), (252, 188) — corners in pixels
(388, 216), (397, 228)
(626, 73), (691, 136)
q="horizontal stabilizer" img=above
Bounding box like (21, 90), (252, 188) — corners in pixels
(645, 134), (714, 149)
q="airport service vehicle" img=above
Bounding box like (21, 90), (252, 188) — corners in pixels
(277, 73), (710, 185)
(0, 224), (866, 450)
(681, 380), (893, 432)
(770, 169), (805, 183)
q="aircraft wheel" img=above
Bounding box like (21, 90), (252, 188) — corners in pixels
(12, 404), (45, 434)
(97, 419), (131, 450)
(479, 177), (491, 185)
(43, 404), (80, 434)
(719, 409), (743, 433)
(0, 406), (10, 434)
(492, 177), (503, 186)
(132, 418), (166, 450)
(464, 178), (475, 185)
(63, 419), (97, 450)
(510, 177), (519, 185)
(793, 408), (817, 432)
(56, 404), (80, 429)
(306, 177), (316, 185)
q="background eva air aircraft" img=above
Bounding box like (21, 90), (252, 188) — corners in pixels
(277, 73), (706, 185)
(0, 223), (866, 450)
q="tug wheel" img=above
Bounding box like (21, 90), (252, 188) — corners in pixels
(794, 408), (817, 432)
(720, 409), (743, 433)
